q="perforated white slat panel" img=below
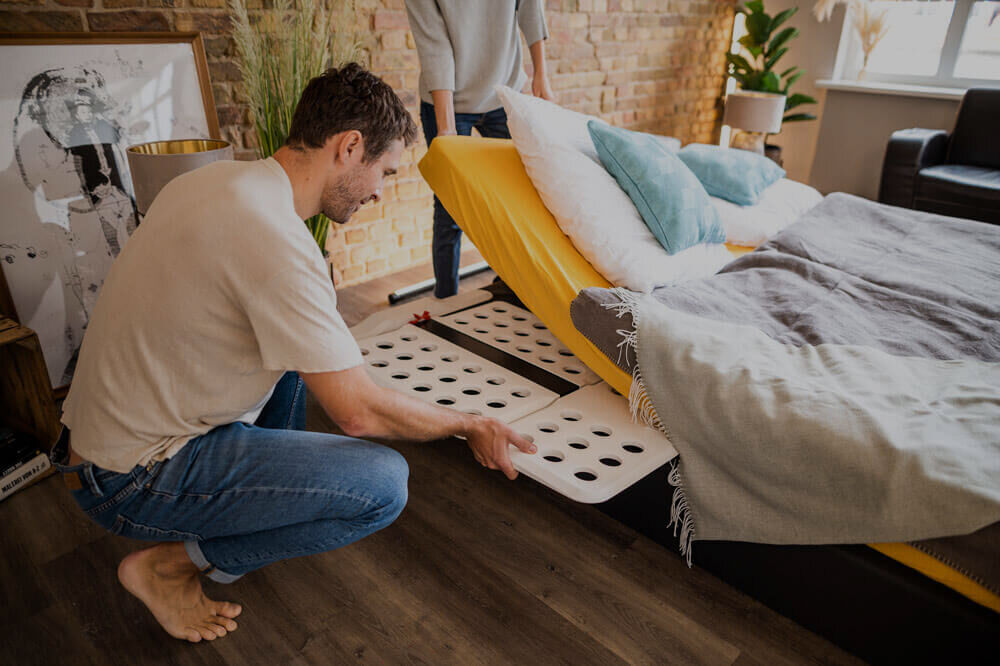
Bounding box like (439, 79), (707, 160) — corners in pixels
(508, 383), (677, 504)
(358, 324), (558, 423)
(437, 302), (600, 386)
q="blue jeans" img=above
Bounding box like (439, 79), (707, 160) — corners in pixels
(51, 372), (409, 583)
(420, 101), (511, 298)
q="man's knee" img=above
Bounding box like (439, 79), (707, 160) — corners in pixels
(369, 445), (409, 526)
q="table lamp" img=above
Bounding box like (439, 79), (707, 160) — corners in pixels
(127, 139), (233, 216)
(723, 91), (786, 154)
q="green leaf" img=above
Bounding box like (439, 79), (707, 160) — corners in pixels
(726, 52), (754, 73)
(761, 71), (782, 92)
(783, 70), (804, 91)
(769, 7), (798, 34)
(746, 12), (772, 43)
(766, 27), (798, 57)
(765, 47), (788, 71)
(738, 34), (764, 57)
(744, 0), (765, 13)
(780, 66), (799, 79)
(785, 93), (817, 110)
(783, 112), (817, 123)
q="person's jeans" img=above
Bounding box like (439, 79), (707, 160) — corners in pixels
(420, 101), (511, 298)
(51, 372), (409, 583)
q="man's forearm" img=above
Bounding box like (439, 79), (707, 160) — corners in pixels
(430, 89), (457, 136)
(529, 40), (547, 79)
(355, 384), (475, 442)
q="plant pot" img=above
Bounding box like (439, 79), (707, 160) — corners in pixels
(764, 144), (783, 167)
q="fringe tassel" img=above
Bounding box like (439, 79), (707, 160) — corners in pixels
(600, 288), (695, 566)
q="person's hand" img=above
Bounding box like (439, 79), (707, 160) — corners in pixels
(532, 73), (554, 102)
(464, 416), (536, 480)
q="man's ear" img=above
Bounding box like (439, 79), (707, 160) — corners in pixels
(335, 130), (365, 164)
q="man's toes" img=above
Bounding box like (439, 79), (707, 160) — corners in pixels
(214, 615), (238, 632)
(197, 624), (219, 641)
(183, 628), (203, 643)
(217, 602), (242, 618)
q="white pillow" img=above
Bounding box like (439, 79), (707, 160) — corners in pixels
(712, 178), (822, 247)
(495, 86), (731, 293)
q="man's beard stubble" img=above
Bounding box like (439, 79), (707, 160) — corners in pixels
(320, 172), (362, 224)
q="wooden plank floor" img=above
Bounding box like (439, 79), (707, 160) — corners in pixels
(0, 256), (861, 665)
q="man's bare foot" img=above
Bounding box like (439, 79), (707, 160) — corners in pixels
(117, 543), (243, 642)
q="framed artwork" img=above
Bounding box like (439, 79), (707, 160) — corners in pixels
(0, 33), (220, 391)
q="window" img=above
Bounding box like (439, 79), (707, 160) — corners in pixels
(832, 0), (1000, 87)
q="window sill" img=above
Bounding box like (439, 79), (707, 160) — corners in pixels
(815, 79), (966, 102)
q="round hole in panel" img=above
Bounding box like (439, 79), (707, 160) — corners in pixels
(510, 389), (531, 398)
(474, 328), (489, 334)
(591, 425), (613, 438)
(537, 422), (558, 433)
(417, 364), (435, 372)
(371, 360), (389, 368)
(622, 442), (645, 453)
(454, 318), (469, 325)
(558, 349), (574, 357)
(413, 384), (432, 392)
(396, 353), (414, 361)
(486, 400), (507, 409)
(495, 337), (511, 344)
(420, 344), (438, 352)
(474, 313), (488, 319)
(561, 410), (582, 422)
(539, 356), (556, 364)
(495, 322), (509, 330)
(439, 375), (457, 383)
(361, 348), (370, 356)
(567, 437), (590, 450)
(512, 314), (528, 322)
(465, 409), (482, 416)
(492, 305), (508, 313)
(376, 342), (394, 349)
(533, 322), (547, 330)
(516, 346), (533, 354)
(564, 367), (582, 375)
(391, 372), (410, 380)
(514, 330), (530, 337)
(436, 396), (456, 406)
(536, 340), (552, 347)
(574, 469), (598, 482)
(462, 387), (481, 396)
(599, 456), (622, 467)
(441, 354), (458, 363)
(486, 377), (505, 386)
(400, 334), (416, 342)
(542, 451), (565, 463)
(463, 365), (482, 374)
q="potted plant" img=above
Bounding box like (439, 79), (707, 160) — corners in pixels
(230, 0), (361, 255)
(726, 1), (817, 163)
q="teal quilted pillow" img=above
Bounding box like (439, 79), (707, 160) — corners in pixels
(587, 121), (725, 255)
(676, 143), (785, 206)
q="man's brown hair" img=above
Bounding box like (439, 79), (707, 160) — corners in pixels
(286, 63), (418, 161)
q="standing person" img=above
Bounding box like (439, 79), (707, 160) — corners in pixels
(405, 0), (554, 298)
(53, 63), (536, 644)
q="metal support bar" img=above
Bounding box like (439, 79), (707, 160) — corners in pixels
(387, 261), (491, 305)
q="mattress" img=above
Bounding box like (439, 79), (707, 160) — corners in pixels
(417, 135), (1000, 613)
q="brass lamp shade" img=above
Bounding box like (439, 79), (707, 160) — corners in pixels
(127, 139), (233, 215)
(723, 91), (786, 134)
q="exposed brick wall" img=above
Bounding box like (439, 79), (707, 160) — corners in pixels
(1, 0), (737, 287)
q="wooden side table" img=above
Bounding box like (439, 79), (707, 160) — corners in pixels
(0, 317), (61, 457)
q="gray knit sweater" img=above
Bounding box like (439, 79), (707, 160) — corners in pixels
(404, 0), (549, 114)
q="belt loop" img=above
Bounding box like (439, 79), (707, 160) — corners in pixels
(81, 462), (104, 497)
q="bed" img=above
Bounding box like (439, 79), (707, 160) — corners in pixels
(418, 135), (999, 661)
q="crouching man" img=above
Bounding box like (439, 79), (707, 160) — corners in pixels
(53, 63), (535, 643)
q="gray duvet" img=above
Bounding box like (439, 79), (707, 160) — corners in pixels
(572, 193), (1000, 594)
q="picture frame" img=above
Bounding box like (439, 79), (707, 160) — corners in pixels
(0, 32), (221, 393)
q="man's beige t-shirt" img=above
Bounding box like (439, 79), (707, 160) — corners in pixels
(61, 158), (362, 472)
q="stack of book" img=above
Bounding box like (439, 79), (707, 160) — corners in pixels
(1, 425), (51, 502)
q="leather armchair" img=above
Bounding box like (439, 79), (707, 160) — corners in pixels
(878, 88), (1000, 225)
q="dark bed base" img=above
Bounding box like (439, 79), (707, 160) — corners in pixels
(428, 282), (999, 663)
(600, 465), (998, 664)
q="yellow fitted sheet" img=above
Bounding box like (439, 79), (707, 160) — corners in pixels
(418, 135), (999, 614)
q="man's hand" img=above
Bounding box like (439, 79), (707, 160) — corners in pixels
(532, 74), (554, 102)
(463, 417), (536, 480)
